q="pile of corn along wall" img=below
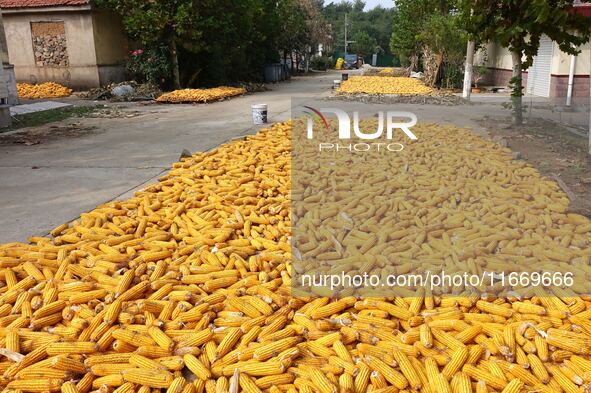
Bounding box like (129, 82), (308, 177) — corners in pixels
(157, 87), (247, 104)
(0, 121), (590, 393)
(17, 82), (72, 99)
(338, 77), (433, 95)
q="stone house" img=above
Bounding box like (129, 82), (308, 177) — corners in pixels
(479, 2), (591, 104)
(0, 0), (130, 89)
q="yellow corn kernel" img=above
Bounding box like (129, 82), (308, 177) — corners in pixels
(167, 376), (186, 393)
(501, 379), (523, 393)
(184, 354), (211, 380)
(61, 381), (80, 393)
(148, 326), (174, 351)
(46, 341), (97, 355)
(255, 374), (295, 389)
(122, 368), (174, 388)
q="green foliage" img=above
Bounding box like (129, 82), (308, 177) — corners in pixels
(472, 65), (490, 87)
(95, 0), (199, 44)
(351, 31), (378, 56)
(390, 0), (441, 65)
(389, 0), (465, 87)
(97, 0), (329, 86)
(418, 14), (467, 65)
(323, 2), (395, 55)
(124, 47), (171, 85)
(460, 0), (591, 123)
(460, 0), (591, 70)
(310, 55), (333, 70)
(419, 13), (467, 87)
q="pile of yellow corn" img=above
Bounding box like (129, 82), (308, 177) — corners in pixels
(0, 120), (590, 393)
(16, 82), (72, 99)
(156, 87), (247, 104)
(338, 76), (433, 95)
(377, 68), (395, 76)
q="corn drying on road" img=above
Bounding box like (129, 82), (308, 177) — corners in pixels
(0, 74), (329, 243)
(0, 120), (591, 393)
(1, 71), (527, 243)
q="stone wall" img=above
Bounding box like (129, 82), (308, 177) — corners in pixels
(4, 10), (127, 89)
(31, 21), (69, 67)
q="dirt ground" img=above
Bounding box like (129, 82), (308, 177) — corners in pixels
(0, 106), (145, 145)
(0, 123), (100, 146)
(482, 116), (591, 217)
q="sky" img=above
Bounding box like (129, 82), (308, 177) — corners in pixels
(330, 0), (394, 11)
(360, 0), (394, 10)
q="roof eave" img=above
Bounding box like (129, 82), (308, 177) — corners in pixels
(1, 3), (91, 13)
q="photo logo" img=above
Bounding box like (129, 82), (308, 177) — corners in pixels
(304, 107), (418, 152)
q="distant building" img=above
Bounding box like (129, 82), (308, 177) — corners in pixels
(480, 2), (591, 104)
(0, 0), (130, 89)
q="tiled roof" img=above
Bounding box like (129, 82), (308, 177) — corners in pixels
(0, 0), (89, 8)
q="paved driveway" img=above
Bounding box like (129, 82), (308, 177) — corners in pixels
(0, 74), (339, 242)
(0, 72), (524, 242)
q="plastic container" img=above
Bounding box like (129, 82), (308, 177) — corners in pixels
(342, 73), (349, 81)
(333, 80), (341, 89)
(252, 104), (268, 125)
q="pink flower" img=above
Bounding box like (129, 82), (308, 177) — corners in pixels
(137, 49), (144, 55)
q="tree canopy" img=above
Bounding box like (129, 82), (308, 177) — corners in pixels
(323, 1), (395, 55)
(389, 0), (465, 87)
(98, 0), (329, 88)
(351, 31), (379, 56)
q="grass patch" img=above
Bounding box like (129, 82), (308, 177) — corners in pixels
(1, 105), (101, 133)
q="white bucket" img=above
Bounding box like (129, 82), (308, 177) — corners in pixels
(333, 80), (341, 89)
(252, 104), (268, 125)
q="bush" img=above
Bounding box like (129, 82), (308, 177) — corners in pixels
(310, 56), (333, 71)
(125, 47), (171, 86)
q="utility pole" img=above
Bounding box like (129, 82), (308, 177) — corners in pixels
(462, 41), (475, 100)
(344, 13), (348, 55)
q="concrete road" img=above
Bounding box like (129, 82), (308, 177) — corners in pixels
(0, 71), (525, 243)
(0, 73), (338, 242)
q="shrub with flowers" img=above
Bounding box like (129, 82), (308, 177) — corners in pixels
(124, 46), (171, 86)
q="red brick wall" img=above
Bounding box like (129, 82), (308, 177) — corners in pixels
(549, 75), (590, 98)
(485, 68), (590, 104)
(483, 67), (528, 88)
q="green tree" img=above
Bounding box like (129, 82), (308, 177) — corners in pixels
(460, 0), (591, 125)
(365, 6), (395, 54)
(277, 0), (329, 73)
(390, 0), (439, 69)
(97, 0), (290, 87)
(323, 1), (395, 56)
(96, 0), (200, 89)
(191, 0), (279, 85)
(351, 31), (378, 56)
(418, 13), (467, 87)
